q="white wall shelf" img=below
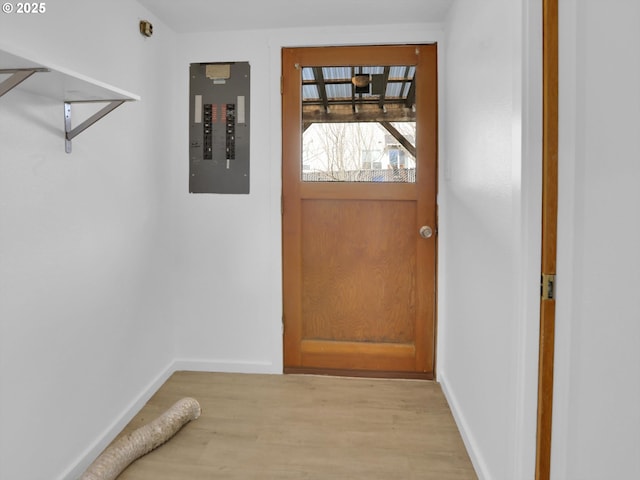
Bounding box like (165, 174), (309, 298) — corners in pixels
(0, 48), (140, 153)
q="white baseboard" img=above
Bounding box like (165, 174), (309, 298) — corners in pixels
(58, 360), (176, 480)
(58, 358), (280, 479)
(172, 358), (279, 375)
(438, 373), (492, 480)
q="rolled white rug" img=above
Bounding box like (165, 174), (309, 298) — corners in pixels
(80, 397), (201, 480)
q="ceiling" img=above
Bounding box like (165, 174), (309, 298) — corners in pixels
(137, 0), (453, 34)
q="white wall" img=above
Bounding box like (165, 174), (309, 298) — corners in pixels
(438, 0), (541, 479)
(553, 1), (640, 479)
(0, 1), (177, 478)
(168, 28), (281, 373)
(170, 23), (446, 373)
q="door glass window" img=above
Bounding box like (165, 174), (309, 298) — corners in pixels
(301, 65), (416, 183)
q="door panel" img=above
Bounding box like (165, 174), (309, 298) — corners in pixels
(282, 45), (438, 378)
(302, 199), (417, 343)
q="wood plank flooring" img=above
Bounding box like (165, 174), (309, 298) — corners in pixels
(111, 371), (477, 480)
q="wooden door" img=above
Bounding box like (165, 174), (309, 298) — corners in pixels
(282, 45), (438, 378)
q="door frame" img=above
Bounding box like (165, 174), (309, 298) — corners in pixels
(535, 0), (558, 478)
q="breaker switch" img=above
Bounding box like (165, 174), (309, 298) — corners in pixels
(203, 103), (213, 160)
(226, 103), (236, 160)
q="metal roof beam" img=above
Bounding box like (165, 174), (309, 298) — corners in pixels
(312, 67), (330, 113)
(378, 66), (391, 111)
(405, 78), (416, 109)
(351, 66), (357, 113)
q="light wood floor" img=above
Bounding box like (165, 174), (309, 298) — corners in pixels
(112, 371), (477, 479)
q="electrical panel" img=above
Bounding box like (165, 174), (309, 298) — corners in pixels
(189, 62), (250, 194)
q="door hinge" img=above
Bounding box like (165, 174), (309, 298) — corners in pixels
(541, 273), (556, 300)
(282, 316), (285, 334)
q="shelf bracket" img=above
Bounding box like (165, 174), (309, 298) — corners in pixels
(64, 100), (126, 153)
(0, 68), (49, 97)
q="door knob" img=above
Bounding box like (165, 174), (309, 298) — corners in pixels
(419, 226), (433, 239)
